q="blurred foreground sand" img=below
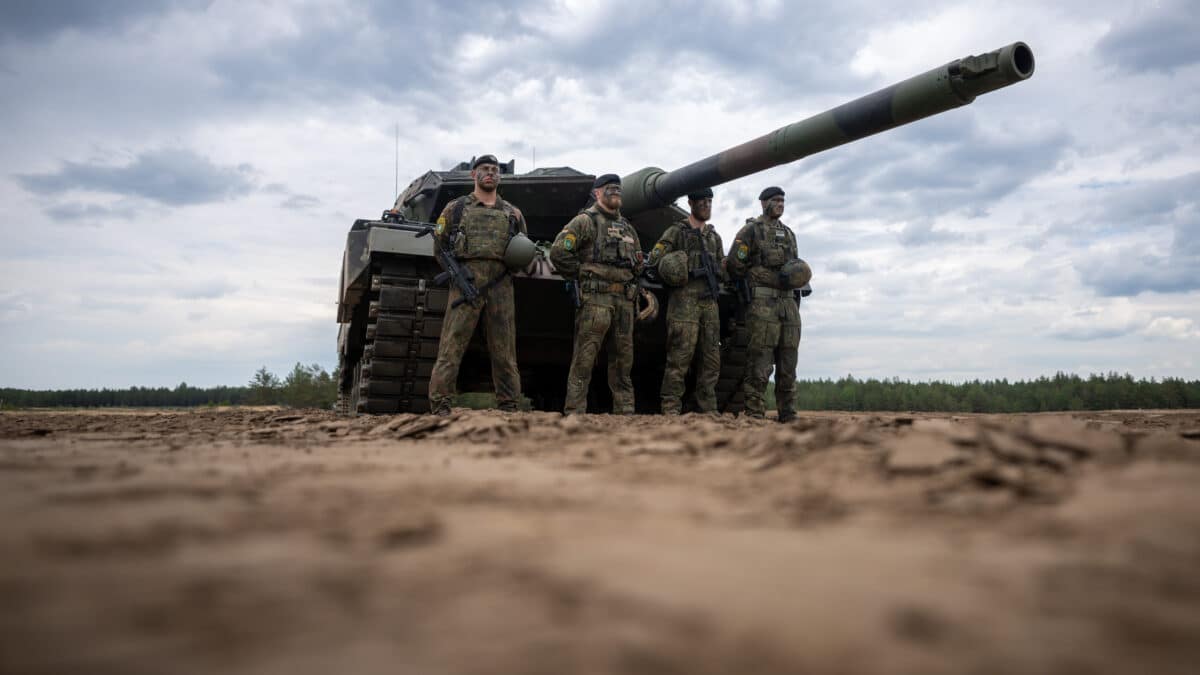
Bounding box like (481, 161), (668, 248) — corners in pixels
(2, 408), (1199, 674)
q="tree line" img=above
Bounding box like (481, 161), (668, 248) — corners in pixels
(1, 363), (338, 410)
(766, 372), (1200, 412)
(2, 370), (1198, 412)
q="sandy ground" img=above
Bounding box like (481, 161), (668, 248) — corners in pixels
(1, 408), (1199, 675)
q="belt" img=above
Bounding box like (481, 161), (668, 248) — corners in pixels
(753, 286), (792, 299)
(582, 278), (632, 295)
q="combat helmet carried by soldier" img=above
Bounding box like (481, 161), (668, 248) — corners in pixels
(657, 250), (690, 287)
(779, 259), (813, 289)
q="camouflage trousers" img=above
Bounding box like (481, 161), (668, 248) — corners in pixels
(428, 260), (521, 412)
(742, 294), (801, 418)
(660, 294), (720, 414)
(564, 291), (636, 415)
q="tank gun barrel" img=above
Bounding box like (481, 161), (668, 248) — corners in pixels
(621, 41), (1035, 214)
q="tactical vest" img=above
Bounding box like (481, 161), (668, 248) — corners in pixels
(449, 197), (519, 261)
(584, 209), (638, 268)
(749, 217), (795, 270)
(680, 225), (721, 274)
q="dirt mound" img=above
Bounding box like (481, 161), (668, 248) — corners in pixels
(2, 408), (1199, 674)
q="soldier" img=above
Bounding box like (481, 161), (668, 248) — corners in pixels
(727, 186), (802, 422)
(427, 155), (528, 416)
(549, 174), (643, 415)
(649, 188), (725, 415)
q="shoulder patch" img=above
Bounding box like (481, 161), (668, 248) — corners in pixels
(650, 242), (667, 261)
(435, 215), (447, 235)
(563, 233), (576, 252)
(735, 241), (749, 261)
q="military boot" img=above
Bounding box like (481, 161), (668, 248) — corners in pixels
(431, 400), (452, 417)
(777, 409), (797, 424)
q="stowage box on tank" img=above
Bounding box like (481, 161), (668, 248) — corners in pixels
(335, 42), (1035, 415)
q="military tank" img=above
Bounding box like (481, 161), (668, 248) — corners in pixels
(335, 41), (1035, 415)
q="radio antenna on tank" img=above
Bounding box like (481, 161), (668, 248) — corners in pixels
(394, 122), (399, 200)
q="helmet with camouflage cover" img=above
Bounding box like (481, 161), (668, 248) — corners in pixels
(657, 250), (689, 287)
(779, 259), (813, 289)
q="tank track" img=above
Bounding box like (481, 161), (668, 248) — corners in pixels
(344, 258), (448, 415)
(715, 318), (750, 414)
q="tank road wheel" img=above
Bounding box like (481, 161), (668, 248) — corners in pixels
(715, 318), (750, 414)
(353, 258), (447, 415)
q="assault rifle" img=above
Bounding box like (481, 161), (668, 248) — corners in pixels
(375, 211), (481, 308)
(692, 246), (722, 300)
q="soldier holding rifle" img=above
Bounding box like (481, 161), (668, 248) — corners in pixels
(427, 155), (529, 416)
(648, 188), (726, 415)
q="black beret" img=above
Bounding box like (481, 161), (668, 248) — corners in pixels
(758, 186), (785, 200)
(687, 188), (714, 200)
(472, 154), (499, 169)
(592, 173), (621, 189)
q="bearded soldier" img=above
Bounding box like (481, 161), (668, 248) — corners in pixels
(648, 188), (725, 415)
(549, 174), (643, 415)
(427, 155), (529, 416)
(727, 186), (811, 422)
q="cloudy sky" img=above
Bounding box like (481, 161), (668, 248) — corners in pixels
(1, 0), (1198, 390)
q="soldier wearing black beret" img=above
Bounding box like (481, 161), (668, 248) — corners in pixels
(647, 185), (726, 414)
(726, 186), (804, 422)
(549, 173), (644, 415)
(427, 153), (529, 415)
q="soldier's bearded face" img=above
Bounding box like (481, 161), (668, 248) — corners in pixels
(690, 198), (712, 221)
(763, 196), (785, 218)
(596, 185), (623, 211)
(473, 164), (500, 192)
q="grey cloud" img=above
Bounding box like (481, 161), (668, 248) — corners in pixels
(172, 280), (237, 300)
(0, 292), (34, 321)
(204, 3), (491, 105)
(280, 194), (321, 210)
(897, 221), (966, 247)
(198, 0), (880, 119)
(1096, 0), (1200, 73)
(1090, 171), (1200, 229)
(785, 115), (1071, 225)
(1048, 308), (1139, 341)
(1077, 221), (1200, 296)
(42, 200), (142, 223)
(1080, 254), (1200, 297)
(1050, 327), (1135, 341)
(1073, 172), (1200, 296)
(826, 258), (863, 274)
(16, 148), (255, 206)
(0, 0), (210, 41)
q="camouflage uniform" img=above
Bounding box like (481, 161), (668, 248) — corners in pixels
(649, 221), (725, 414)
(428, 193), (528, 413)
(727, 215), (801, 419)
(549, 205), (643, 415)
